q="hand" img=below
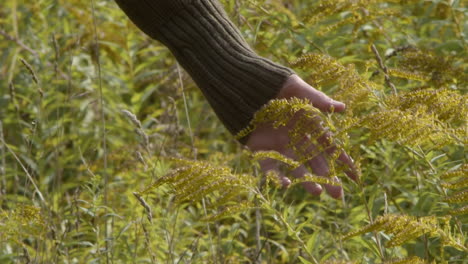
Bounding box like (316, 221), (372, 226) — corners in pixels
(246, 74), (357, 199)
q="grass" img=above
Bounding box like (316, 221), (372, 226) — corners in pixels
(0, 0), (466, 263)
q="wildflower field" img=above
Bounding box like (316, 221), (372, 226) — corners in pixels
(0, 0), (466, 263)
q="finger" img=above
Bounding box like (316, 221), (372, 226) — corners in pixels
(259, 159), (291, 187)
(304, 142), (344, 199)
(319, 142), (358, 182)
(286, 109), (322, 134)
(290, 165), (323, 196)
(324, 177), (343, 199)
(288, 117), (326, 161)
(278, 75), (346, 113)
(289, 113), (330, 154)
(338, 152), (359, 182)
(290, 125), (346, 199)
(316, 131), (358, 182)
(317, 130), (333, 148)
(306, 150), (329, 176)
(303, 88), (346, 113)
(282, 149), (323, 196)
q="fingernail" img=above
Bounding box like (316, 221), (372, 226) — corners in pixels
(335, 101), (345, 107)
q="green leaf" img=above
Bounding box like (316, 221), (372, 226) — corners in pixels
(298, 256), (314, 264)
(306, 231), (320, 254)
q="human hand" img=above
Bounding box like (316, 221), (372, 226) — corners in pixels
(246, 74), (358, 199)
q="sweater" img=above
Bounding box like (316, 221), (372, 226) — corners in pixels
(114, 0), (295, 143)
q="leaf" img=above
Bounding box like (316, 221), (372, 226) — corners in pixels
(306, 231), (320, 254)
(298, 256), (314, 264)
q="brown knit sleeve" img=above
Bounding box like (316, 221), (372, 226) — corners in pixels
(114, 0), (295, 143)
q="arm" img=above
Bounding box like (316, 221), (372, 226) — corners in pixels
(115, 0), (357, 198)
(115, 0), (294, 143)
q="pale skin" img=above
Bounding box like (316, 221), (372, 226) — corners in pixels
(246, 74), (358, 199)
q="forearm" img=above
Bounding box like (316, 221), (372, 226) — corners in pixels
(115, 0), (294, 142)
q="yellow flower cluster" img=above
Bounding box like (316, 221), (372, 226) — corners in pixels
(441, 164), (468, 210)
(305, 0), (416, 37)
(293, 173), (342, 187)
(0, 205), (46, 245)
(386, 89), (467, 123)
(360, 108), (450, 146)
(321, 260), (359, 264)
(343, 214), (466, 251)
(398, 49), (466, 87)
(290, 53), (376, 112)
(140, 158), (254, 206)
(252, 150), (301, 169)
(350, 88), (467, 147)
(383, 256), (430, 264)
(237, 98), (323, 138)
(388, 68), (430, 82)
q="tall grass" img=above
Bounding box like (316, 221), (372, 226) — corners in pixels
(0, 0), (466, 263)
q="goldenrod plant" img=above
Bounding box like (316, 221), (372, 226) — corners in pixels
(0, 0), (466, 263)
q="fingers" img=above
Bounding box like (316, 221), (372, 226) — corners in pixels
(290, 134), (345, 199)
(257, 144), (350, 199)
(306, 149), (329, 176)
(289, 152), (342, 199)
(291, 165), (323, 196)
(258, 159), (291, 187)
(306, 151), (344, 199)
(297, 139), (354, 198)
(316, 129), (359, 182)
(286, 148), (339, 198)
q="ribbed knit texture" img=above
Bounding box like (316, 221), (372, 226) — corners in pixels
(115, 0), (295, 143)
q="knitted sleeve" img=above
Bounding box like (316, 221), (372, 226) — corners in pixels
(114, 0), (295, 143)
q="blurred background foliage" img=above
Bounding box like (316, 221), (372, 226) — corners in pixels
(0, 0), (466, 263)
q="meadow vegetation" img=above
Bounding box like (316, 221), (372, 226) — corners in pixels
(0, 0), (466, 263)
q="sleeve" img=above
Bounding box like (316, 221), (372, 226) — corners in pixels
(114, 0), (295, 143)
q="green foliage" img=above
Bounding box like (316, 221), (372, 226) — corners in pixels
(0, 0), (466, 263)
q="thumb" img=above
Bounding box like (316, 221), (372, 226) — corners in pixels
(306, 89), (346, 113)
(279, 75), (346, 113)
